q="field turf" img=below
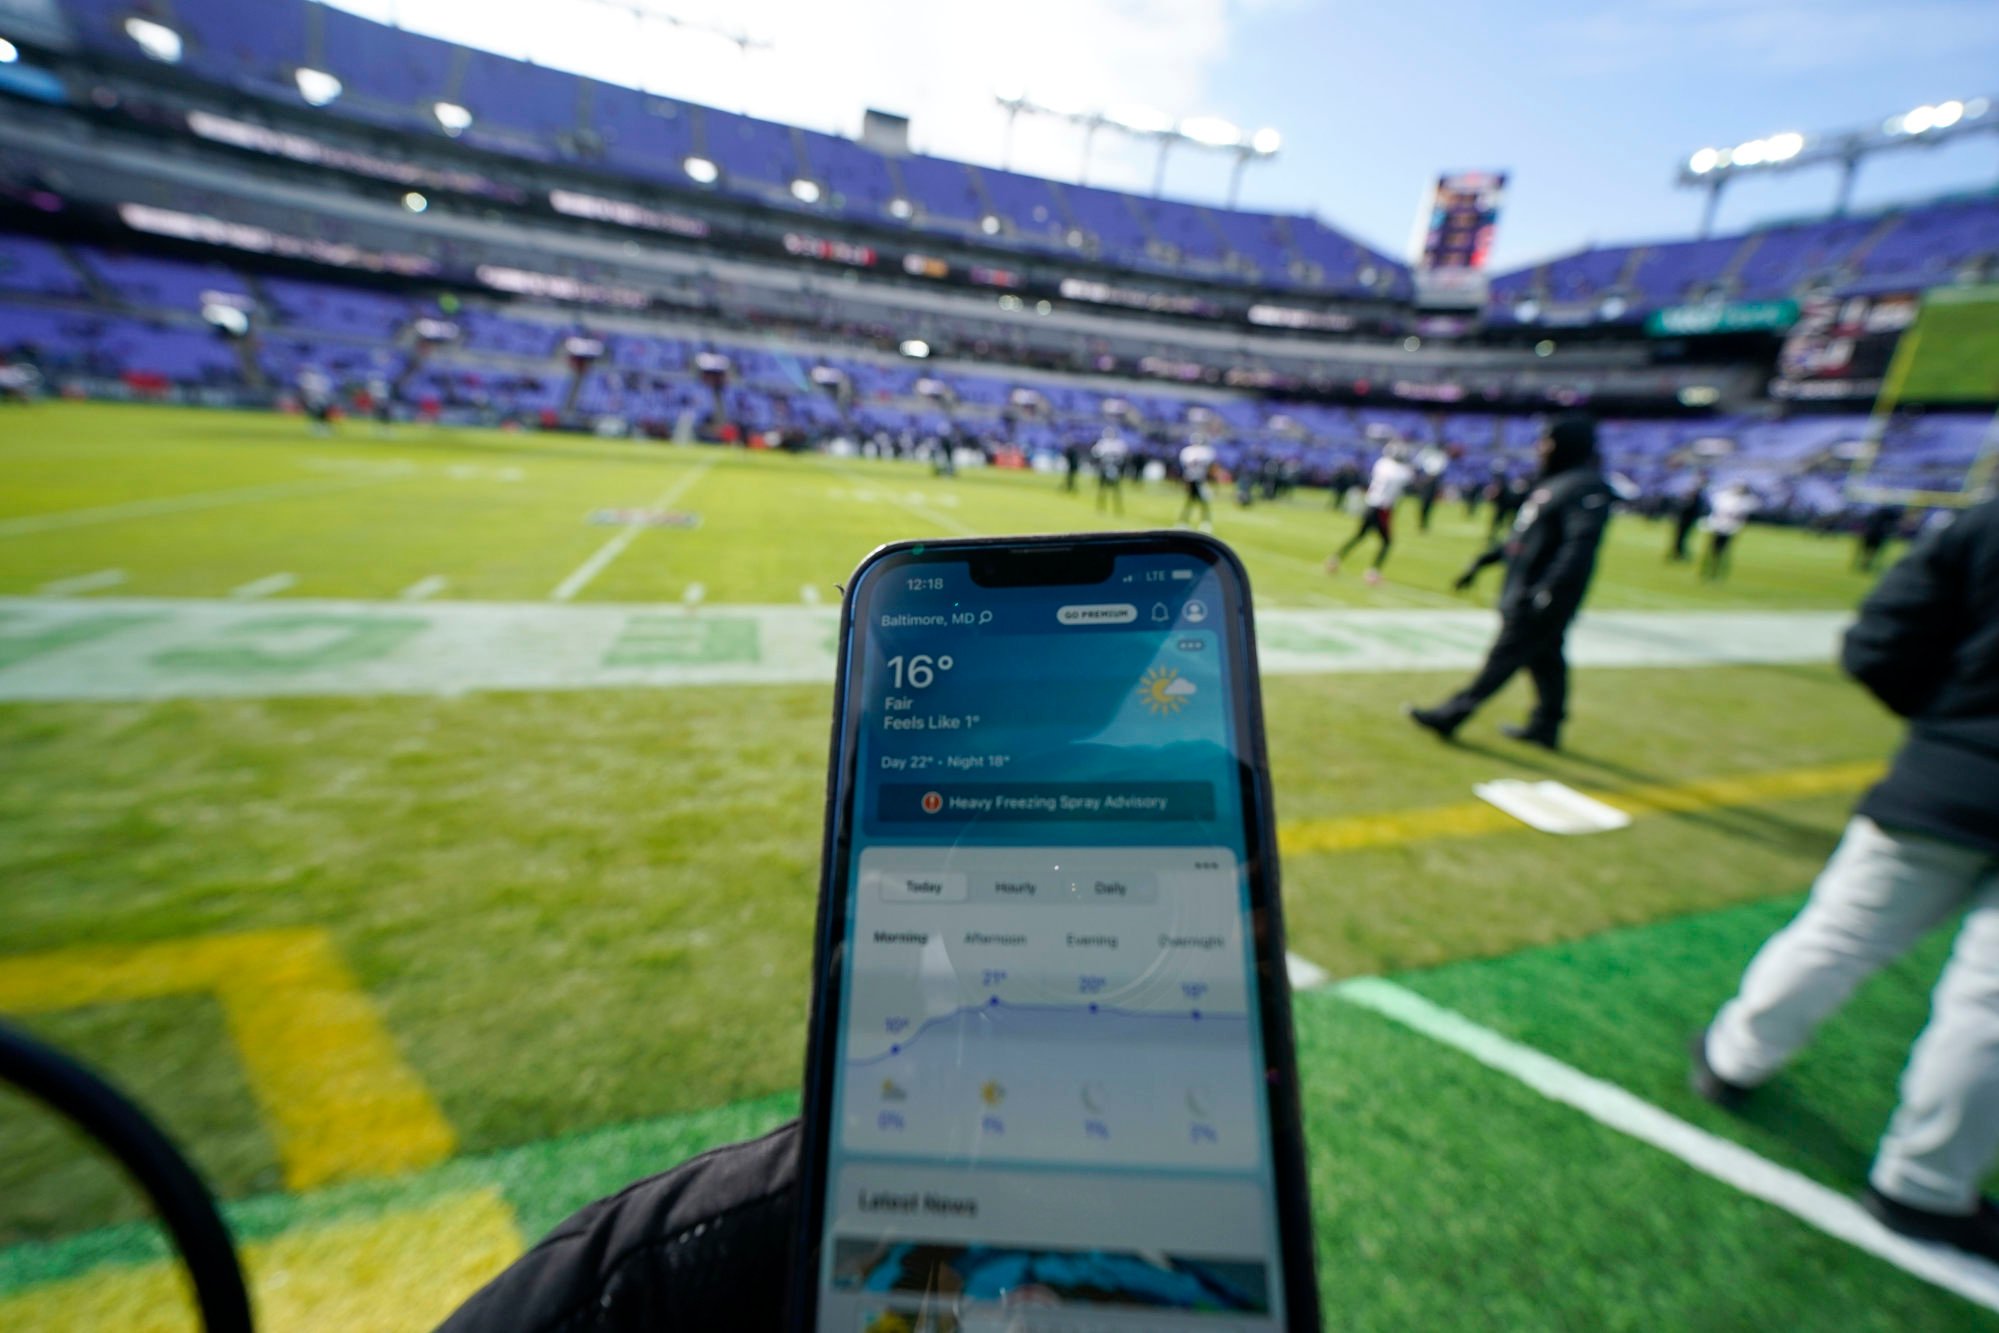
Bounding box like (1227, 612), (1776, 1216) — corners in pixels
(1, 402), (1990, 1330)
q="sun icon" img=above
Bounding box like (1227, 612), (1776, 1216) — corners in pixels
(1139, 665), (1196, 715)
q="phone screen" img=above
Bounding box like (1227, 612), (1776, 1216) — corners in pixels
(805, 540), (1303, 1332)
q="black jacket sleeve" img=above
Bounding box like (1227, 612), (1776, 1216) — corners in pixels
(436, 1121), (800, 1333)
(1841, 519), (1968, 717)
(1523, 488), (1612, 620)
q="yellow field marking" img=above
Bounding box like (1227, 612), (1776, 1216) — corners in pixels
(1278, 759), (1881, 857)
(0, 929), (455, 1190)
(0, 1188), (521, 1332)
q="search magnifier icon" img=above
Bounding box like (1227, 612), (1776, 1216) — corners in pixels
(977, 610), (993, 625)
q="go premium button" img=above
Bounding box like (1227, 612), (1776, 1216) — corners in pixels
(871, 871), (969, 902)
(1057, 603), (1138, 625)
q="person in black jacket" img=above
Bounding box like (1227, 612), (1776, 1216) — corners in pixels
(1406, 415), (1615, 749)
(1692, 498), (1999, 1262)
(439, 1122), (800, 1331)
(1666, 473), (1707, 562)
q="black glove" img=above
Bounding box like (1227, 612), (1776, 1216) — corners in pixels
(1452, 568), (1476, 593)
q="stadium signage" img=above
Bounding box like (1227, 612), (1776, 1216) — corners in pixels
(186, 111), (521, 202)
(119, 204), (439, 275)
(782, 233), (876, 267)
(1247, 304), (1356, 332)
(1645, 299), (1799, 336)
(474, 264), (648, 308)
(1057, 278), (1219, 317)
(548, 189), (708, 239)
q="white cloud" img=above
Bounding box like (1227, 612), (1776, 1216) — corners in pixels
(339, 0), (1251, 192)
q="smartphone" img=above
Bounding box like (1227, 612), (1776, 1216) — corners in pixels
(793, 533), (1318, 1332)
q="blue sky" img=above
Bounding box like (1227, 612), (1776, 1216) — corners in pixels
(333, 0), (1999, 271)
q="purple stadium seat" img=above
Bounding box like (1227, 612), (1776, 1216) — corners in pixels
(800, 132), (898, 218)
(590, 87), (699, 178)
(320, 8), (455, 125)
(0, 235), (87, 297)
(73, 247), (249, 311)
(702, 110), (801, 188)
(978, 167), (1070, 246)
(897, 155), (985, 224)
(1061, 182), (1153, 262)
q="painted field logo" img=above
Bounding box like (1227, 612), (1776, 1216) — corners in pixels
(921, 791), (943, 814)
(587, 509), (701, 528)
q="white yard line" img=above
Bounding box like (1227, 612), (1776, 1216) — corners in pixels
(399, 576), (449, 601)
(0, 475), (400, 539)
(229, 573), (297, 600)
(35, 569), (126, 596)
(1335, 977), (1999, 1315)
(824, 462), (979, 537)
(551, 463), (713, 603)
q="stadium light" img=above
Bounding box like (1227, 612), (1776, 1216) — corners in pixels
(0, 38), (18, 63)
(123, 16), (182, 63)
(402, 191), (428, 213)
(979, 214), (1002, 235)
(294, 67), (342, 107)
(683, 156), (719, 184)
(1680, 94), (1999, 230)
(898, 338), (931, 359)
(887, 197), (913, 220)
(432, 100), (472, 135)
(1764, 131), (1805, 161)
(1107, 104), (1174, 135)
(789, 178), (822, 203)
(994, 94), (1283, 200)
(1178, 116), (1241, 148)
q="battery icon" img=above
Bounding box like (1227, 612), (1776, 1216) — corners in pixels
(1170, 570), (1195, 580)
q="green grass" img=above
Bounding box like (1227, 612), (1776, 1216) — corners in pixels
(0, 666), (1894, 1244)
(0, 402), (1882, 610)
(8, 929), (1988, 1329)
(1, 401), (1964, 1327)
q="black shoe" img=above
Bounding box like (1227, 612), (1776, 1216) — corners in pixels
(1688, 1030), (1752, 1111)
(1405, 705), (1459, 742)
(1862, 1188), (1999, 1262)
(1500, 722), (1560, 750)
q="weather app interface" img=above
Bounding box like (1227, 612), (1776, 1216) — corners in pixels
(817, 553), (1286, 1332)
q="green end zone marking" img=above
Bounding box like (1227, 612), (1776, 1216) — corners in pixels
(604, 615), (759, 667)
(0, 601), (1849, 701)
(0, 613), (161, 670)
(153, 615), (428, 675)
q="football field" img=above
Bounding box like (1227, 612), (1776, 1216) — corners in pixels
(1, 402), (1993, 1330)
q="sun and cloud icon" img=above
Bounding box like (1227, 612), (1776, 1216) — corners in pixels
(1139, 666), (1198, 715)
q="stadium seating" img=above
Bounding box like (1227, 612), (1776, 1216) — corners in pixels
(1497, 194), (1999, 317)
(56, 0), (1398, 297)
(0, 235), (88, 297)
(258, 278), (413, 340)
(4, 227), (1986, 508)
(73, 248), (251, 311)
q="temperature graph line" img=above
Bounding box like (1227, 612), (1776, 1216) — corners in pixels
(850, 994), (1246, 1068)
